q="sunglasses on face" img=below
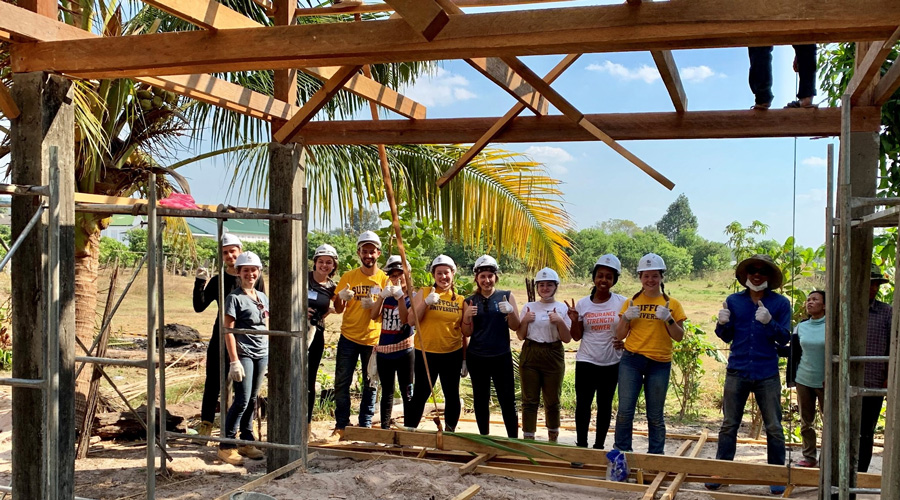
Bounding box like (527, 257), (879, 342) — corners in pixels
(747, 267), (770, 276)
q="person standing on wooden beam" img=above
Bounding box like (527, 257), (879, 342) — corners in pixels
(331, 231), (389, 438)
(859, 264), (892, 473)
(748, 44), (817, 109)
(705, 255), (790, 494)
(192, 233), (266, 440)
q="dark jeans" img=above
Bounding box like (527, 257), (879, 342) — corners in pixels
(858, 395), (884, 473)
(520, 340), (565, 435)
(406, 349), (463, 431)
(715, 371), (785, 466)
(201, 330), (224, 423)
(333, 335), (377, 430)
(221, 355), (268, 449)
(307, 328), (325, 423)
(467, 351), (518, 438)
(575, 361), (619, 449)
(377, 349), (415, 429)
(614, 350), (670, 454)
(796, 383), (824, 462)
(748, 44), (817, 105)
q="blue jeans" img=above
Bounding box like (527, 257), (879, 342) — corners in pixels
(715, 371), (785, 465)
(614, 350), (671, 454)
(221, 355), (268, 449)
(748, 45), (817, 105)
(334, 335), (377, 429)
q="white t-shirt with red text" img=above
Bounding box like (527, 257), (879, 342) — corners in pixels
(575, 293), (627, 366)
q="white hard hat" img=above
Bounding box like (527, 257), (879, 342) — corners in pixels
(473, 254), (500, 274)
(534, 267), (560, 283)
(593, 254), (622, 275)
(430, 254), (457, 274)
(221, 233), (242, 248)
(637, 253), (666, 273)
(384, 255), (409, 273)
(357, 230), (382, 249)
(313, 243), (338, 261)
(235, 251), (263, 269)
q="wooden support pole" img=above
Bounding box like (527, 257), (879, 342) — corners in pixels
(273, 66), (362, 143)
(385, 0), (450, 41)
(10, 71), (76, 500)
(659, 430), (708, 500)
(267, 142), (308, 473)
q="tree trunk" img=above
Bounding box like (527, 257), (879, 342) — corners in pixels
(74, 214), (104, 432)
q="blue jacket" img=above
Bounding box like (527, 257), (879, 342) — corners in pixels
(715, 289), (791, 380)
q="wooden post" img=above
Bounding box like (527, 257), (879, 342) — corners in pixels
(267, 141), (307, 473)
(10, 71), (76, 500)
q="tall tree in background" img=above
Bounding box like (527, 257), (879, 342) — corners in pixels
(656, 194), (698, 242)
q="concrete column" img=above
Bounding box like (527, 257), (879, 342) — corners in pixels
(266, 142), (308, 473)
(10, 72), (76, 499)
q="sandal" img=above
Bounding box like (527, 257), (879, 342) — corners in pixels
(785, 99), (818, 109)
(751, 102), (771, 110)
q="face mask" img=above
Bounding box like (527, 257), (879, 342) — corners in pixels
(745, 278), (768, 292)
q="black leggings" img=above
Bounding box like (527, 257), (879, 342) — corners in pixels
(467, 351), (518, 438)
(575, 361), (619, 449)
(376, 349), (415, 429)
(201, 329), (222, 423)
(406, 349), (463, 431)
(307, 328), (325, 422)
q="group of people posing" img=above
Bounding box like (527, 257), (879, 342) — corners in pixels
(191, 231), (892, 490)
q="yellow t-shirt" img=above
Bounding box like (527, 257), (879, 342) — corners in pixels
(336, 267), (389, 346)
(415, 287), (464, 354)
(619, 293), (686, 362)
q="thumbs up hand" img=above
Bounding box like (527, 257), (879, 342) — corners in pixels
(378, 286), (393, 299)
(623, 300), (641, 321)
(717, 301), (731, 325)
(655, 304), (672, 322)
(463, 299), (478, 320)
(755, 300), (772, 324)
(425, 290), (440, 306)
(338, 284), (355, 301)
(549, 308), (563, 325)
(521, 306), (536, 324)
(498, 295), (513, 315)
(391, 286), (405, 299)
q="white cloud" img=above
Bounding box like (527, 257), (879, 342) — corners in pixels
(525, 145), (574, 176)
(802, 156), (827, 167)
(586, 61), (660, 84)
(796, 188), (826, 204)
(681, 65), (723, 82)
(403, 68), (477, 107)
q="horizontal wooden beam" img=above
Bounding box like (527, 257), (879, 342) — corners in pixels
(294, 0), (570, 17)
(847, 29), (900, 105)
(385, 0), (450, 41)
(10, 0), (898, 78)
(296, 107), (882, 144)
(273, 65), (362, 143)
(651, 50), (687, 113)
(874, 57), (900, 106)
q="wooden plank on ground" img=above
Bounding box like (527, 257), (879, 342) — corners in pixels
(650, 50), (687, 113)
(385, 0), (450, 41)
(847, 28), (900, 104)
(642, 440), (692, 499)
(0, 81), (20, 119)
(450, 484), (481, 500)
(273, 65), (363, 143)
(474, 465), (648, 493)
(659, 429), (708, 500)
(460, 452), (495, 475)
(212, 453), (317, 500)
(682, 490), (778, 500)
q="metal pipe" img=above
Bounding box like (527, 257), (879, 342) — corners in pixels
(850, 387), (888, 397)
(145, 175), (158, 500)
(217, 219), (228, 451)
(157, 214), (167, 471)
(166, 432), (305, 451)
(0, 377), (45, 388)
(851, 196), (900, 208)
(0, 204), (46, 272)
(73, 203), (303, 221)
(222, 327), (305, 337)
(45, 148), (60, 500)
(300, 185), (309, 468)
(74, 356), (151, 368)
(0, 183), (50, 196)
(832, 355), (891, 363)
(821, 142), (834, 500)
(837, 93), (852, 500)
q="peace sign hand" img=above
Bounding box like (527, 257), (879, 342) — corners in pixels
(565, 298), (579, 322)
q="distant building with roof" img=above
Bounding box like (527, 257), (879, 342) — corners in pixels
(100, 214), (145, 242)
(186, 218), (270, 243)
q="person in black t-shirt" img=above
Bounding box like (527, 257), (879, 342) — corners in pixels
(307, 244), (339, 424)
(192, 233), (265, 438)
(371, 255), (413, 429)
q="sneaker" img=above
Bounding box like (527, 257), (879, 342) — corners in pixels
(238, 445), (265, 460)
(752, 102), (772, 110)
(796, 458), (817, 468)
(770, 485), (786, 495)
(217, 447), (244, 466)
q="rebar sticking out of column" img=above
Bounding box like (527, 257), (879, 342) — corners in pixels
(146, 174), (158, 500)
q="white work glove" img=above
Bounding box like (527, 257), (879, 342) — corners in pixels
(371, 286), (382, 298)
(195, 267), (209, 281)
(228, 361), (245, 383)
(460, 360), (468, 378)
(377, 286), (392, 299)
(655, 304), (672, 322)
(392, 286), (404, 299)
(717, 301), (731, 325)
(425, 291), (440, 306)
(361, 295), (375, 309)
(755, 300), (772, 325)
(338, 284), (354, 301)
(623, 301), (641, 321)
(498, 295), (513, 314)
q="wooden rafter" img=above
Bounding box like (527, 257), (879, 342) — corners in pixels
(0, 81), (20, 119)
(498, 55), (674, 189)
(874, 58), (900, 106)
(384, 0), (450, 41)
(466, 58), (548, 115)
(272, 65), (362, 144)
(847, 27), (900, 105)
(10, 0), (898, 78)
(295, 107), (882, 145)
(651, 50), (687, 113)
(136, 0), (426, 120)
(272, 0), (297, 130)
(294, 0), (570, 17)
(437, 54), (579, 187)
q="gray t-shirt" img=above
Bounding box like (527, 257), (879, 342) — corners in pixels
(224, 288), (270, 359)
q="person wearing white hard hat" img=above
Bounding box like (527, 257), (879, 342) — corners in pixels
(217, 251), (269, 466)
(331, 231), (389, 436)
(192, 232), (266, 439)
(462, 255), (521, 438)
(614, 253), (686, 455)
(370, 255), (414, 429)
(517, 267), (571, 442)
(565, 254), (627, 449)
(705, 254), (791, 493)
(306, 243), (339, 424)
(407, 254), (466, 431)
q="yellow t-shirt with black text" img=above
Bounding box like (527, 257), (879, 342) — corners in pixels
(619, 294), (686, 362)
(415, 287), (465, 354)
(336, 267), (389, 346)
